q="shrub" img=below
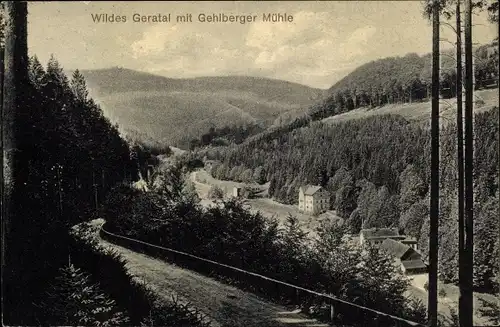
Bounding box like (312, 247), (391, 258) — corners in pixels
(70, 221), (211, 327)
(183, 179), (201, 204)
(478, 297), (500, 326)
(207, 185), (224, 199)
(140, 295), (211, 327)
(102, 189), (427, 325)
(35, 264), (130, 326)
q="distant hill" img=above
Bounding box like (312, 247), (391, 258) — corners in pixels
(322, 88), (499, 126)
(79, 68), (325, 147)
(238, 41), (498, 147)
(315, 41), (498, 120)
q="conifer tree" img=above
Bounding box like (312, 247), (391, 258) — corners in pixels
(37, 264), (130, 326)
(70, 69), (89, 103)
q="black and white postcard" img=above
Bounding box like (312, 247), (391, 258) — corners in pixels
(1, 1), (499, 326)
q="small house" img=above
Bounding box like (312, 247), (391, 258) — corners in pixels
(380, 238), (422, 261)
(380, 238), (427, 275)
(298, 185), (329, 215)
(400, 259), (427, 275)
(233, 186), (242, 198)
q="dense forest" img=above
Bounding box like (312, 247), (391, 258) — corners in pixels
(103, 170), (428, 325)
(186, 123), (265, 150)
(124, 128), (173, 156)
(1, 7), (163, 320)
(3, 51), (148, 324)
(200, 107), (499, 293)
(312, 42), (498, 120)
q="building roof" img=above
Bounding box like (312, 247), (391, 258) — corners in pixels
(381, 239), (422, 261)
(300, 185), (323, 196)
(380, 239), (413, 259)
(360, 228), (401, 239)
(401, 259), (427, 271)
(401, 237), (418, 244)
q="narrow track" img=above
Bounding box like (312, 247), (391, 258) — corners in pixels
(98, 235), (330, 327)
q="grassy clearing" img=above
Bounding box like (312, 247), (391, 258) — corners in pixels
(407, 269), (499, 325)
(322, 89), (499, 125)
(191, 169), (342, 238)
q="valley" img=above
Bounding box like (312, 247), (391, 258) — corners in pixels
(188, 167), (498, 326)
(9, 2), (499, 325)
(190, 169), (343, 239)
(79, 68), (325, 147)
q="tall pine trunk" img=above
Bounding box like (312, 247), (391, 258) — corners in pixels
(428, 0), (440, 325)
(462, 0), (474, 325)
(0, 24), (4, 285)
(2, 1), (29, 324)
(456, 1), (467, 325)
(2, 0), (28, 265)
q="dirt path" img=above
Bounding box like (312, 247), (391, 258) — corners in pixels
(408, 274), (499, 326)
(98, 236), (329, 327)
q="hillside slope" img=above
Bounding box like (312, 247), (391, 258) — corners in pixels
(306, 41), (498, 122)
(322, 88), (499, 125)
(79, 68), (325, 147)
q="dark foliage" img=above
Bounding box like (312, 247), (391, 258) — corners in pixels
(35, 264), (130, 326)
(3, 55), (145, 324)
(204, 107), (499, 293)
(103, 184), (427, 325)
(70, 221), (211, 327)
(187, 123), (265, 150)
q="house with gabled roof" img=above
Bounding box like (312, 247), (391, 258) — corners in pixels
(298, 185), (329, 215)
(400, 259), (427, 275)
(380, 238), (421, 261)
(380, 238), (427, 275)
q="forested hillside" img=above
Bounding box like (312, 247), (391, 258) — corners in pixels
(3, 53), (154, 324)
(199, 107), (499, 293)
(80, 68), (325, 148)
(190, 41), (498, 151)
(187, 123), (265, 149)
(312, 42), (498, 120)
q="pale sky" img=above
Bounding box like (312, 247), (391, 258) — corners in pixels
(27, 1), (498, 89)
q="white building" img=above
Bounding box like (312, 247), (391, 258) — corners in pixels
(298, 185), (330, 215)
(233, 186), (242, 198)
